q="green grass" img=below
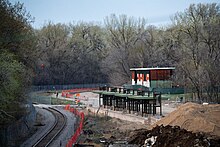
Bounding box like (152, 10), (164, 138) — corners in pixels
(51, 97), (84, 105)
(51, 97), (75, 105)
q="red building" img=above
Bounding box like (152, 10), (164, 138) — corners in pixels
(130, 67), (175, 88)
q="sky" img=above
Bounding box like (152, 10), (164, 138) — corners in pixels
(10, 0), (220, 29)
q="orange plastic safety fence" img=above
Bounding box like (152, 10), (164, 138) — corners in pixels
(64, 105), (85, 147)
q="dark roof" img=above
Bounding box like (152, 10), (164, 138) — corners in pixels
(130, 67), (175, 71)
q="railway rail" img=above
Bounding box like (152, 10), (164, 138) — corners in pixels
(33, 107), (67, 147)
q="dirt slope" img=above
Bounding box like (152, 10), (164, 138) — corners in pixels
(154, 102), (220, 137)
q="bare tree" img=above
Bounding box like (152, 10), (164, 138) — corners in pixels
(166, 3), (220, 102)
(104, 14), (147, 84)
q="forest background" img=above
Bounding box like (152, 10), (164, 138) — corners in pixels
(0, 0), (219, 124)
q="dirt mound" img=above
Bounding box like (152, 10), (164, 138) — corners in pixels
(128, 125), (220, 147)
(154, 102), (220, 137)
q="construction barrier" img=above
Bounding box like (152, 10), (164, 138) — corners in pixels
(61, 88), (98, 98)
(65, 104), (85, 147)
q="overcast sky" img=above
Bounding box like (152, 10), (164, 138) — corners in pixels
(10, 0), (220, 28)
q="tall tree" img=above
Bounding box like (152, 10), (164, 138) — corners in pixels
(35, 22), (70, 85)
(68, 22), (108, 83)
(0, 0), (35, 124)
(104, 14), (147, 84)
(34, 22), (108, 84)
(166, 3), (220, 102)
(135, 25), (171, 67)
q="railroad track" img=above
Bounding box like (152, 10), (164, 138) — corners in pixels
(33, 107), (67, 147)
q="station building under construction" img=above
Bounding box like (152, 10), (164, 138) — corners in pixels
(130, 67), (175, 89)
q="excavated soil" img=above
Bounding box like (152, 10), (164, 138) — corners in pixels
(127, 102), (220, 146)
(78, 102), (220, 146)
(154, 102), (220, 137)
(128, 125), (220, 147)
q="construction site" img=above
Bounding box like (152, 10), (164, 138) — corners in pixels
(15, 67), (219, 147)
(69, 89), (220, 147)
(41, 67), (220, 146)
(2, 1), (220, 147)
